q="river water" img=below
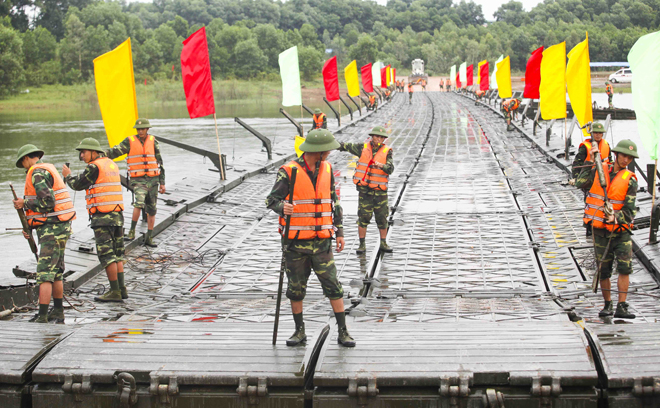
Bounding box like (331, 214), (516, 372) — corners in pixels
(0, 92), (647, 284)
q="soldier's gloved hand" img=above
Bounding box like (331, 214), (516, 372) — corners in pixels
(283, 202), (294, 215)
(568, 178), (576, 186)
(336, 237), (345, 253)
(159, 185), (166, 194)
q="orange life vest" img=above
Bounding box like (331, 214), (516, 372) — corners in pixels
(353, 143), (390, 191)
(313, 113), (326, 129)
(127, 135), (160, 178)
(503, 99), (519, 111)
(369, 95), (376, 105)
(85, 157), (124, 215)
(279, 160), (334, 240)
(583, 163), (635, 232)
(24, 163), (76, 227)
(606, 84), (613, 95)
(476, 90), (486, 97)
(408, 84), (413, 92)
(580, 139), (610, 162)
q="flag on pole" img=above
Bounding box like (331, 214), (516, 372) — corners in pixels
(456, 72), (461, 89)
(450, 65), (456, 86)
(93, 38), (138, 157)
(380, 66), (387, 88)
(322, 56), (339, 101)
(278, 46), (302, 107)
(344, 60), (360, 97)
(459, 62), (467, 87)
(477, 60), (487, 85)
(372, 61), (382, 90)
(361, 63), (373, 93)
(628, 30), (660, 159)
(496, 56), (512, 98)
(466, 64), (473, 86)
(539, 42), (567, 120)
(491, 55), (503, 90)
(479, 62), (489, 91)
(385, 65), (391, 86)
(393, 68), (396, 82)
(524, 46), (543, 99)
(566, 34), (593, 136)
(181, 27), (215, 119)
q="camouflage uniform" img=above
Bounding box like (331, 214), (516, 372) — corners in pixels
(606, 84), (614, 109)
(338, 142), (394, 230)
(24, 162), (73, 284)
(265, 155), (344, 301)
(105, 136), (164, 216)
(571, 141), (613, 181)
(575, 160), (637, 279)
(65, 156), (125, 268)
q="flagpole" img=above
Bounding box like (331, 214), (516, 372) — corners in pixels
(300, 105), (304, 137)
(651, 158), (658, 243)
(213, 113), (226, 181)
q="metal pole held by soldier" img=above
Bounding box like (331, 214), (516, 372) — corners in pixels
(273, 166), (297, 345)
(9, 182), (39, 262)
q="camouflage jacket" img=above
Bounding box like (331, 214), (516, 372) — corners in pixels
(339, 141), (394, 196)
(266, 155), (343, 253)
(23, 160), (60, 225)
(571, 141), (613, 180)
(65, 156), (124, 228)
(575, 160), (637, 234)
(105, 135), (165, 185)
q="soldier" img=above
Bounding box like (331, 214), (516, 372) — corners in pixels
(605, 81), (614, 109)
(266, 129), (355, 347)
(421, 79), (427, 92)
(105, 118), (165, 247)
(502, 97), (521, 131)
(576, 139), (639, 319)
(407, 82), (413, 104)
(338, 126), (394, 254)
(63, 138), (127, 302)
(570, 122), (612, 237)
(384, 89), (392, 101)
(14, 145), (76, 323)
(475, 89), (486, 104)
(312, 108), (327, 130)
(368, 94), (377, 111)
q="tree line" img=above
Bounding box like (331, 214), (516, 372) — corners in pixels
(0, 0), (655, 97)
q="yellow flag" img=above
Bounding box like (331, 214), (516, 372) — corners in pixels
(93, 38), (138, 159)
(540, 42), (567, 120)
(385, 66), (391, 86)
(567, 34), (593, 136)
(294, 136), (305, 157)
(344, 60), (360, 97)
(496, 56), (512, 98)
(477, 60), (487, 85)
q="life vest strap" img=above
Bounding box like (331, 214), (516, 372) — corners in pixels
(26, 207), (76, 219)
(90, 182), (122, 189)
(86, 191), (123, 200)
(288, 225), (333, 231)
(289, 212), (333, 218)
(86, 201), (124, 209)
(293, 198), (332, 205)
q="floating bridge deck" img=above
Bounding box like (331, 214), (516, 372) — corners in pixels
(2, 92), (660, 407)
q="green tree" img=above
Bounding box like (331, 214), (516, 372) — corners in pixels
(167, 15), (189, 38)
(348, 34), (378, 67)
(298, 45), (323, 80)
(232, 38), (267, 77)
(252, 24), (285, 69)
(0, 24), (24, 96)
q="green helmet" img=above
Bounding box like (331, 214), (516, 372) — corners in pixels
(591, 122), (605, 133)
(133, 118), (151, 129)
(15, 144), (44, 168)
(314, 108), (322, 114)
(299, 129), (340, 152)
(611, 139), (639, 158)
(75, 137), (105, 153)
(369, 126), (389, 138)
(605, 81), (610, 85)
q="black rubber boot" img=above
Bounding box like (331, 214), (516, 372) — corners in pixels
(356, 239), (366, 254)
(337, 326), (356, 347)
(598, 301), (613, 317)
(614, 302), (636, 319)
(286, 324), (306, 346)
(47, 308), (65, 323)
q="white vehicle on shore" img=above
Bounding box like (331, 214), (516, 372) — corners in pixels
(609, 68), (632, 83)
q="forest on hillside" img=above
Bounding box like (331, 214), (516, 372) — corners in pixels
(0, 0), (655, 96)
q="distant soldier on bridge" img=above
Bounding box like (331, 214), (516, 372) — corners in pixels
(63, 138), (127, 303)
(266, 129), (355, 348)
(605, 81), (614, 109)
(312, 108), (327, 130)
(367, 94), (377, 111)
(407, 82), (413, 104)
(14, 145), (76, 323)
(576, 139), (639, 320)
(338, 126), (394, 254)
(105, 118), (165, 248)
(502, 97), (521, 131)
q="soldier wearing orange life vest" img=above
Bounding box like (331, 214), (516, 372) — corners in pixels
(63, 138), (127, 303)
(575, 139), (639, 319)
(14, 144), (76, 323)
(338, 126), (394, 254)
(605, 81), (614, 108)
(368, 94), (377, 111)
(312, 108), (327, 129)
(502, 97), (521, 131)
(266, 129), (355, 348)
(105, 118), (165, 248)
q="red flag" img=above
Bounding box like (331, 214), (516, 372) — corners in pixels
(480, 62), (489, 91)
(524, 46), (544, 99)
(456, 72), (461, 89)
(361, 63), (373, 92)
(144, 78), (147, 86)
(466, 64), (473, 86)
(380, 67), (387, 88)
(322, 56), (339, 101)
(181, 27), (215, 119)
(393, 68), (396, 82)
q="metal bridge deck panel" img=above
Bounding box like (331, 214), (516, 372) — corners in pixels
(314, 321), (597, 387)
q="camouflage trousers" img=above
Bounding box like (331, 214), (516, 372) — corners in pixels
(608, 94), (613, 108)
(130, 176), (159, 215)
(358, 192), (389, 229)
(93, 226), (125, 268)
(284, 239), (343, 301)
(594, 230), (633, 280)
(35, 222), (72, 284)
